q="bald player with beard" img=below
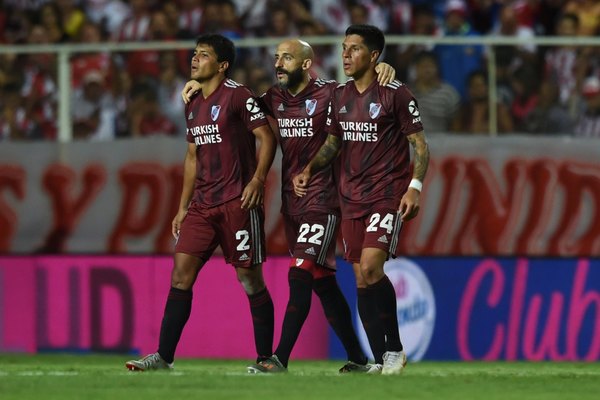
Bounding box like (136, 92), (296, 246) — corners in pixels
(182, 39), (395, 374)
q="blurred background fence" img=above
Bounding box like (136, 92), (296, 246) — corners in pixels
(3, 35), (600, 142)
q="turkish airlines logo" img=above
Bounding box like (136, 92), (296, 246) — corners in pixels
(305, 99), (317, 116)
(211, 105), (221, 121)
(369, 102), (382, 119)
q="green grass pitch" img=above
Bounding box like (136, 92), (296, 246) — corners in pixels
(0, 354), (599, 400)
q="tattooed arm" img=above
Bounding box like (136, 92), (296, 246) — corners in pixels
(399, 130), (430, 220)
(292, 134), (341, 197)
(408, 131), (429, 183)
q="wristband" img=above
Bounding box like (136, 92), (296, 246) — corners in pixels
(408, 179), (423, 192)
(253, 176), (265, 184)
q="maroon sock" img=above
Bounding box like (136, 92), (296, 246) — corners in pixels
(370, 275), (403, 351)
(158, 287), (193, 364)
(357, 286), (386, 364)
(274, 267), (313, 367)
(314, 275), (367, 365)
(248, 287), (274, 362)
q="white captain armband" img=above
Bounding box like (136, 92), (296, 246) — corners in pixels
(409, 179), (423, 192)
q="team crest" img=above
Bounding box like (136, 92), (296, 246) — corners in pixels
(211, 105), (221, 121)
(369, 103), (382, 119)
(305, 99), (317, 116)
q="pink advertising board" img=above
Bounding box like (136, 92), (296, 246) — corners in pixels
(0, 256), (329, 359)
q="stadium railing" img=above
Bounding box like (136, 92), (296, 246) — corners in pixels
(1, 35), (598, 142)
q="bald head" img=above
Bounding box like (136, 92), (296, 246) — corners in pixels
(278, 39), (314, 61)
(274, 38), (314, 94)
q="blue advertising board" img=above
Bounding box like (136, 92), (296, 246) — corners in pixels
(331, 257), (600, 361)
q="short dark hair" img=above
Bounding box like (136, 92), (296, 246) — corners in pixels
(345, 24), (385, 54)
(195, 34), (236, 66)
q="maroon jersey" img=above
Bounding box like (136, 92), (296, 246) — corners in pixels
(261, 78), (339, 216)
(185, 78), (268, 207)
(327, 79), (423, 219)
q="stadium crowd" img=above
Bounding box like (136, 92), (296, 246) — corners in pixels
(1, 0), (600, 140)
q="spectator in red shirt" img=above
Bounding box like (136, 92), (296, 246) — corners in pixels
(71, 20), (113, 90)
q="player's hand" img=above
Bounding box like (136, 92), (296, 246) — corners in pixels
(292, 170), (312, 197)
(181, 80), (202, 104)
(375, 62), (396, 86)
(172, 209), (188, 240)
(241, 177), (264, 209)
(398, 188), (420, 221)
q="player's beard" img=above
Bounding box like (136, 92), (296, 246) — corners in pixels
(277, 66), (303, 91)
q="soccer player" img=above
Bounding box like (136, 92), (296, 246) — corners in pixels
(182, 39), (394, 374)
(125, 34), (277, 371)
(293, 24), (430, 375)
(248, 39), (395, 374)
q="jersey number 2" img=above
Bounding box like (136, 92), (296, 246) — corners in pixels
(236, 230), (250, 251)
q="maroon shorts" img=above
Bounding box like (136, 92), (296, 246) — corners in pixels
(341, 209), (403, 263)
(175, 198), (266, 268)
(283, 212), (340, 270)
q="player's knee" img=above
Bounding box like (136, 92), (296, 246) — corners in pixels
(236, 266), (266, 294)
(359, 262), (384, 285)
(170, 267), (195, 289)
(170, 271), (195, 289)
(171, 253), (202, 289)
(352, 264), (368, 288)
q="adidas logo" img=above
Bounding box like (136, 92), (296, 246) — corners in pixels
(305, 247), (316, 256)
(277, 103), (285, 111)
(188, 112), (194, 120)
(339, 106), (347, 113)
(239, 253), (249, 261)
(377, 235), (388, 244)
